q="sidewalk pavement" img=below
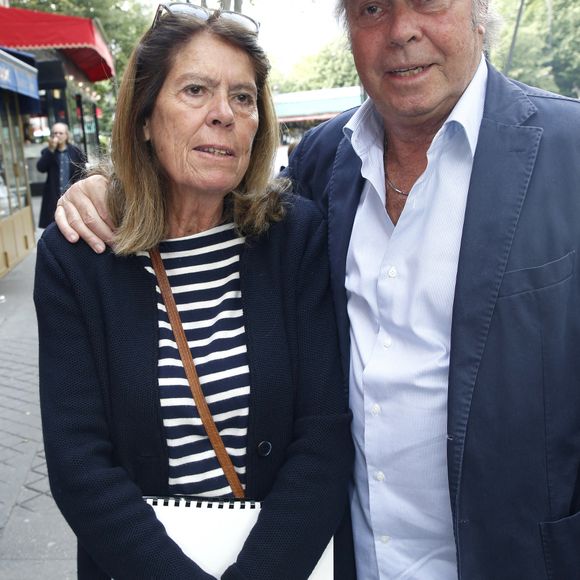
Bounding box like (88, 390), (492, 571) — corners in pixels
(0, 197), (76, 579)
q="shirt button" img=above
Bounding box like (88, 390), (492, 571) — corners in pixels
(387, 266), (398, 278)
(383, 336), (392, 349)
(375, 471), (385, 482)
(371, 403), (381, 416)
(380, 535), (391, 544)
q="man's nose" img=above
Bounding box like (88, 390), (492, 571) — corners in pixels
(388, 3), (422, 46)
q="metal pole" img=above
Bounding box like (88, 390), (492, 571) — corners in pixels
(503, 0), (526, 75)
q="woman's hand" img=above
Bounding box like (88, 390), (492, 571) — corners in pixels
(55, 175), (115, 253)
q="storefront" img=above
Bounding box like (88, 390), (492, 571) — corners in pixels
(0, 5), (115, 175)
(0, 48), (39, 278)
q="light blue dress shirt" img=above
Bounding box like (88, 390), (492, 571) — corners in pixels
(344, 57), (488, 579)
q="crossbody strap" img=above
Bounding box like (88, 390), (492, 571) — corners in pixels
(149, 247), (245, 499)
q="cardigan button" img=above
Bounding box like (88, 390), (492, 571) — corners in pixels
(257, 441), (272, 457)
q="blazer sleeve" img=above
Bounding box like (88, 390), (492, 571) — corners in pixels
(34, 234), (215, 580)
(70, 146), (88, 184)
(223, 209), (354, 580)
(36, 147), (57, 174)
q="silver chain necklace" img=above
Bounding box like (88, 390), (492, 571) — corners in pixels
(385, 174), (409, 197)
(384, 136), (409, 197)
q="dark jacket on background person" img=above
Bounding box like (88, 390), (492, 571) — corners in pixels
(34, 196), (355, 580)
(285, 63), (580, 580)
(37, 144), (86, 228)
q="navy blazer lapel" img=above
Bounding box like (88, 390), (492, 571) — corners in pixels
(327, 136), (365, 380)
(447, 66), (543, 517)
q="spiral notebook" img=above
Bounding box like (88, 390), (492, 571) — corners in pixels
(145, 496), (333, 579)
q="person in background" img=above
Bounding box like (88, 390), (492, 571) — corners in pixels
(36, 122), (86, 229)
(35, 6), (353, 579)
(51, 0), (580, 578)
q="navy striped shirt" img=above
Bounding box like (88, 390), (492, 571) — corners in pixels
(139, 223), (249, 498)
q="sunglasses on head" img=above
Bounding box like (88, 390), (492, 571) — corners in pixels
(151, 2), (260, 35)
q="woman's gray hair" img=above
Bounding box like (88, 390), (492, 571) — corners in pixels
(335, 0), (502, 51)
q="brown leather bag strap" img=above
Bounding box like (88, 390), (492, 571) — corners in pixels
(149, 247), (245, 499)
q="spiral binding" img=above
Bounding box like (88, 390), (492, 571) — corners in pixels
(144, 496), (260, 510)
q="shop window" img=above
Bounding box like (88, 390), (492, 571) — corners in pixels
(0, 92), (30, 219)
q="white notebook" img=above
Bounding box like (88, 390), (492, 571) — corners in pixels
(145, 497), (333, 579)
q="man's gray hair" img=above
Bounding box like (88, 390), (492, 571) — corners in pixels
(335, 0), (502, 52)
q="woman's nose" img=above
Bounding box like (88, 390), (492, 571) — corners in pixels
(208, 94), (235, 127)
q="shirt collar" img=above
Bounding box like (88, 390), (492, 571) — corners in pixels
(343, 97), (383, 157)
(444, 55), (488, 156)
(343, 55), (488, 158)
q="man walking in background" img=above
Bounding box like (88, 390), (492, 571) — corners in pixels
(37, 122), (86, 229)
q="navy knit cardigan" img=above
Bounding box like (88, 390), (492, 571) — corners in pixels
(34, 196), (355, 580)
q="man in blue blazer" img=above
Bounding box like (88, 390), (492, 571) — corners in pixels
(53, 0), (580, 578)
(283, 2), (580, 578)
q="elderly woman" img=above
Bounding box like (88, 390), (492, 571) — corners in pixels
(34, 5), (354, 580)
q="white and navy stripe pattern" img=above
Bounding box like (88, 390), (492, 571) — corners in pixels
(139, 223), (249, 498)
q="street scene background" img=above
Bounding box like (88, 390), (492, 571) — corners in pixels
(1, 0), (579, 578)
(0, 196), (76, 579)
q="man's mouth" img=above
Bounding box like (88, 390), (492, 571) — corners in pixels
(391, 66), (427, 77)
(195, 146), (234, 157)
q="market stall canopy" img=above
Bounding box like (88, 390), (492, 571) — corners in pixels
(0, 6), (115, 82)
(274, 86), (365, 123)
(0, 48), (38, 99)
(0, 47), (40, 113)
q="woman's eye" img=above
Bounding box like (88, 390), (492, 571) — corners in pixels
(234, 93), (255, 106)
(184, 85), (203, 96)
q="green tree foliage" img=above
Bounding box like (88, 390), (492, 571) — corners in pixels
(549, 0), (580, 97)
(272, 37), (359, 94)
(491, 0), (580, 98)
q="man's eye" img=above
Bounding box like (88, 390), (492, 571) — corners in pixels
(356, 3), (385, 21)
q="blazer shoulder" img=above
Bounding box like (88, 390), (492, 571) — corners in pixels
(286, 107), (360, 200)
(510, 78), (580, 122)
(299, 107), (358, 153)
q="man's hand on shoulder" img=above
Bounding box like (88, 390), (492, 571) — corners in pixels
(55, 175), (114, 254)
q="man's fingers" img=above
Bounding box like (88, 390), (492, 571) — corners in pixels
(82, 175), (115, 231)
(54, 204), (80, 243)
(55, 194), (108, 254)
(54, 176), (115, 254)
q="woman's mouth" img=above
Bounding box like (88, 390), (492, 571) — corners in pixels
(195, 146), (234, 157)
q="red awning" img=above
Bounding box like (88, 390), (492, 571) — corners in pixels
(0, 6), (115, 82)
